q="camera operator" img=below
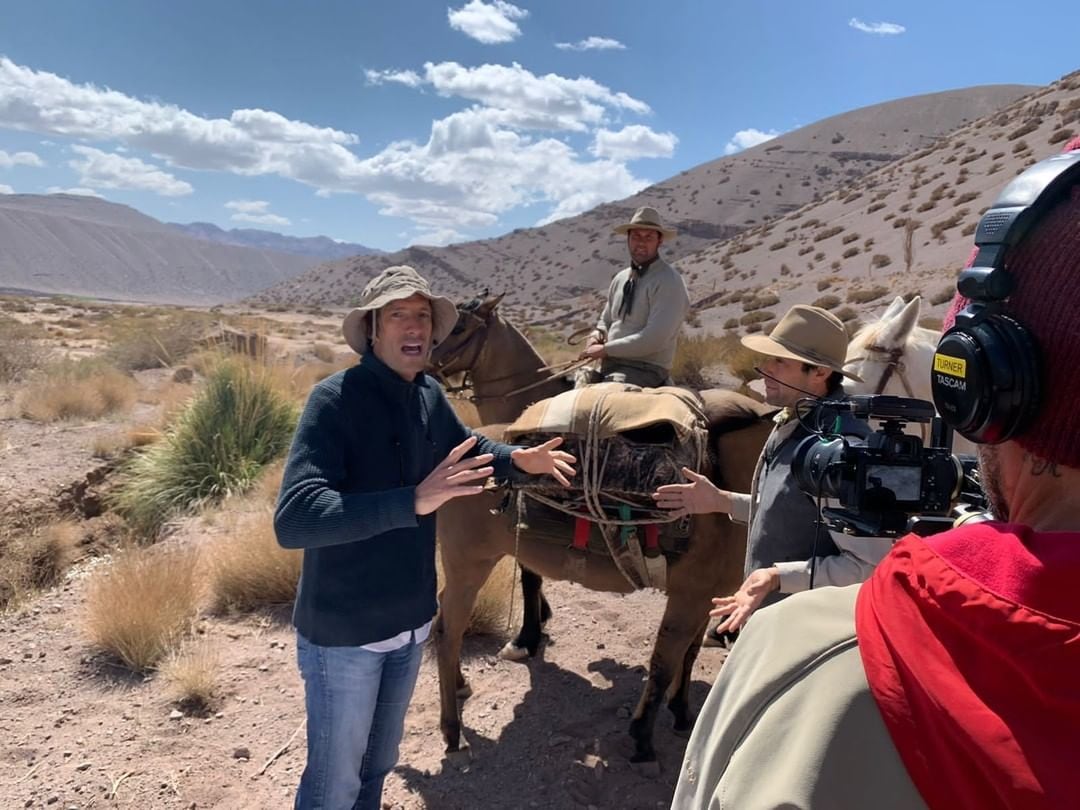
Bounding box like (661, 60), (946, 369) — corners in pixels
(653, 305), (892, 638)
(672, 145), (1080, 809)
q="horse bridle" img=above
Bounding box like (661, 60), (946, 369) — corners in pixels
(430, 307), (589, 402)
(429, 309), (490, 394)
(845, 344), (927, 440)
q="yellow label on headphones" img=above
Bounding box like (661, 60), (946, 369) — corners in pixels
(934, 353), (967, 378)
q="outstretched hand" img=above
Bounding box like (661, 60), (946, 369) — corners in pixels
(511, 436), (577, 487)
(708, 567), (780, 634)
(652, 466), (732, 517)
(414, 436), (494, 516)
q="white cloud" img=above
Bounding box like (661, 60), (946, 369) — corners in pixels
(412, 226), (469, 246)
(555, 36), (625, 51)
(364, 69), (424, 88)
(0, 56), (659, 238)
(848, 18), (906, 35)
(447, 0), (528, 44)
(0, 149), (44, 168)
(46, 186), (101, 197)
(0, 57), (359, 184)
(0, 183), (13, 194)
(422, 61), (649, 132)
(591, 125), (677, 160)
(69, 145), (193, 196)
(723, 127), (781, 155)
(225, 199), (291, 227)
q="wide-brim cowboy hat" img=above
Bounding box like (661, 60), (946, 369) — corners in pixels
(741, 304), (863, 382)
(342, 265), (458, 354)
(612, 206), (677, 240)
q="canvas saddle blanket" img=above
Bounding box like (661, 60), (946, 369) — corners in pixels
(503, 383), (709, 589)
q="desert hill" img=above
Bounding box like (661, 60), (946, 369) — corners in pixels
(247, 84), (1031, 315)
(0, 194), (320, 305)
(678, 69), (1080, 337)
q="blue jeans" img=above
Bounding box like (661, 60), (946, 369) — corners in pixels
(294, 633), (424, 810)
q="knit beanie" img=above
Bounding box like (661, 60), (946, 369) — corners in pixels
(942, 142), (1080, 466)
(1000, 183), (1080, 466)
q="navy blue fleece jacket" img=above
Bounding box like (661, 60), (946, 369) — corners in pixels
(274, 351), (516, 646)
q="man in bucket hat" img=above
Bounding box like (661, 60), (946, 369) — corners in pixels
(653, 305), (888, 637)
(275, 265), (576, 810)
(580, 206), (690, 387)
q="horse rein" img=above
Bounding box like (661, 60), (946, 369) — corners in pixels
(845, 344), (927, 441)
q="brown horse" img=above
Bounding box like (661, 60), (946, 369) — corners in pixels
(430, 297), (774, 764)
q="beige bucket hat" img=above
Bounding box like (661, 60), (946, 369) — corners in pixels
(741, 304), (863, 382)
(612, 206), (677, 240)
(342, 265), (458, 354)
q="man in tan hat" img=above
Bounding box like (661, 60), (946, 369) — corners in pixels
(275, 265), (576, 810)
(653, 305), (889, 636)
(580, 206), (690, 387)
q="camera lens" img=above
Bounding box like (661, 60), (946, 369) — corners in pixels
(792, 435), (846, 499)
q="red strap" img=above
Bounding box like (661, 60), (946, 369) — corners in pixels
(644, 524), (660, 551)
(572, 517), (590, 550)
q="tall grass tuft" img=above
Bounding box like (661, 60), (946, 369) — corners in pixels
(0, 314), (47, 382)
(111, 358), (297, 538)
(105, 311), (210, 371)
(18, 359), (137, 422)
(436, 550), (517, 637)
(206, 508), (301, 613)
(160, 639), (219, 712)
(0, 520), (83, 608)
(84, 546), (200, 671)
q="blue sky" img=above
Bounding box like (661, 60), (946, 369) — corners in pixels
(0, 1), (1077, 250)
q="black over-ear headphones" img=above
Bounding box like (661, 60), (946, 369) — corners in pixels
(932, 150), (1080, 444)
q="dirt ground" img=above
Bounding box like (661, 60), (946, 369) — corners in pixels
(0, 345), (729, 810)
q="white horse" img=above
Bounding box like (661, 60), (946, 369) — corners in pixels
(845, 295), (976, 456)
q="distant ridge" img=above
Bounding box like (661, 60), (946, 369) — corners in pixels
(169, 222), (382, 260)
(0, 194), (319, 305)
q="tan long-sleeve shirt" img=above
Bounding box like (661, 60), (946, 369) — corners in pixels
(595, 257), (689, 373)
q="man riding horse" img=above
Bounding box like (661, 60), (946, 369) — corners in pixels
(579, 206), (690, 388)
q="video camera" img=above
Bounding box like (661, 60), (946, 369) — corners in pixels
(792, 395), (986, 537)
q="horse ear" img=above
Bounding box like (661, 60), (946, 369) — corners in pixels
(877, 296), (922, 345)
(474, 292), (505, 319)
(879, 296), (906, 322)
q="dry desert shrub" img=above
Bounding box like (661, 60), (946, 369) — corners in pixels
(846, 286), (890, 305)
(160, 639), (220, 712)
(436, 550), (518, 637)
(105, 311), (210, 371)
(206, 508), (301, 613)
(0, 520), (82, 607)
(672, 334), (719, 388)
(930, 285), (957, 306)
(812, 294), (842, 310)
(83, 546), (200, 671)
(311, 342), (335, 363)
(18, 359), (137, 422)
(0, 314), (48, 382)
